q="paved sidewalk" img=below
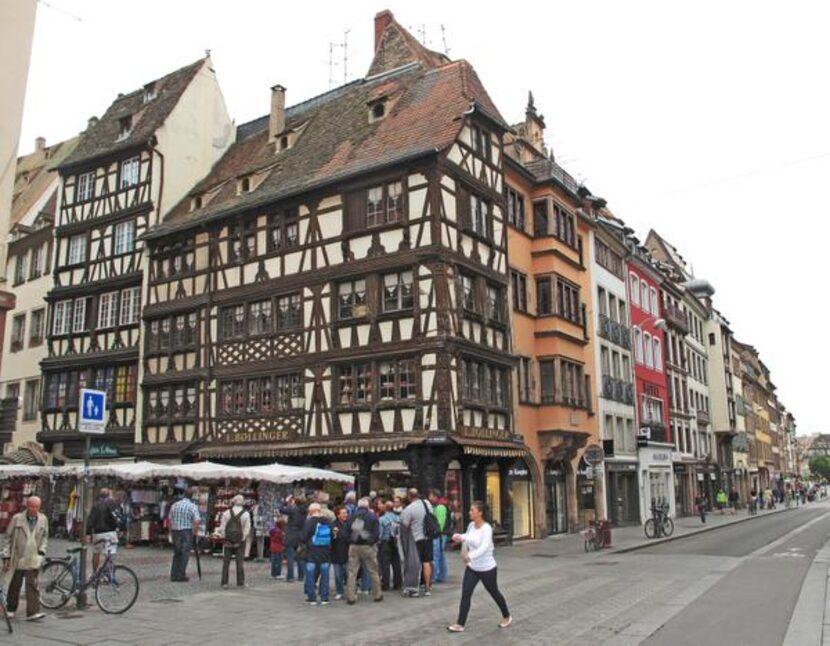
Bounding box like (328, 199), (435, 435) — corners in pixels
(0, 500), (814, 645)
(783, 529), (830, 646)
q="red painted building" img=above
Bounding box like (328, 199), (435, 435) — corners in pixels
(626, 250), (675, 520)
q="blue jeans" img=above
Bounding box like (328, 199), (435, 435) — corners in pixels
(333, 563), (346, 596)
(285, 544), (305, 582)
(304, 561), (330, 602)
(433, 535), (448, 582)
(270, 552), (283, 577)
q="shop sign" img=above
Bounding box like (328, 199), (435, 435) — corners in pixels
(508, 460), (530, 479)
(459, 426), (512, 442)
(216, 428), (295, 444)
(89, 444), (119, 459)
(651, 452), (671, 464)
(608, 463), (637, 472)
(697, 473), (705, 481)
(583, 444), (605, 466)
(673, 464), (687, 473)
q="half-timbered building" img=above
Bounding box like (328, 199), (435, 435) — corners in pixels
(38, 58), (233, 460)
(141, 11), (535, 537)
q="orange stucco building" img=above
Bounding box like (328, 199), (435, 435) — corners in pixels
(504, 97), (599, 535)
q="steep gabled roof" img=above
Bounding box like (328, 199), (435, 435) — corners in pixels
(151, 52), (503, 238)
(59, 58), (206, 171)
(11, 136), (79, 227)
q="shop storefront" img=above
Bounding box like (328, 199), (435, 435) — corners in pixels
(638, 447), (676, 522)
(695, 464), (718, 509)
(605, 461), (639, 526)
(672, 461), (696, 517)
(576, 457), (596, 529)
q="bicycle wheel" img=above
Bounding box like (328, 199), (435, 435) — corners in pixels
(644, 519), (656, 539)
(39, 561), (75, 609)
(95, 565), (139, 614)
(662, 517), (674, 537)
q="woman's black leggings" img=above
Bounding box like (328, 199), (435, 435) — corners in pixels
(457, 566), (510, 626)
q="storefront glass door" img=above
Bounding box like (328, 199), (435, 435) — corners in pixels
(545, 466), (567, 534)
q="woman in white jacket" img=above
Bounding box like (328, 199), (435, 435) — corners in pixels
(447, 501), (511, 633)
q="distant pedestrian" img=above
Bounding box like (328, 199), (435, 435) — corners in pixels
(400, 488), (435, 596)
(378, 500), (402, 591)
(169, 487), (201, 582)
(429, 489), (449, 584)
(446, 501), (511, 633)
(331, 507), (350, 599)
(301, 502), (332, 605)
(279, 495), (307, 583)
(345, 497), (382, 604)
(728, 488), (739, 515)
(269, 516), (285, 579)
(696, 493), (706, 524)
(2, 496), (48, 621)
(218, 494), (250, 588)
(716, 489), (727, 514)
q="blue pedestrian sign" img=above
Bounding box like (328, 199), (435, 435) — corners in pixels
(78, 388), (106, 434)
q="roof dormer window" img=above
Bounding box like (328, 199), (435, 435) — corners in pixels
(117, 115), (132, 141)
(238, 176), (251, 195)
(143, 82), (157, 103)
(190, 195), (203, 212)
(279, 135), (289, 151)
(368, 99), (388, 123)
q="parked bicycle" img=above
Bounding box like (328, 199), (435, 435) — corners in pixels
(581, 522), (602, 551)
(39, 540), (139, 614)
(643, 502), (674, 539)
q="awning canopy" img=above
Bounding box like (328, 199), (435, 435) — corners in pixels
(0, 460), (353, 485)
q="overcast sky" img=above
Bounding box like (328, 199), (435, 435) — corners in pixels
(19, 0), (829, 434)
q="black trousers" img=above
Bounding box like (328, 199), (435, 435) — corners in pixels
(378, 539), (402, 590)
(457, 566), (509, 626)
(6, 569), (40, 616)
(221, 543), (245, 586)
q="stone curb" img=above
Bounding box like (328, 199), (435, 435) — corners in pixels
(609, 505), (795, 554)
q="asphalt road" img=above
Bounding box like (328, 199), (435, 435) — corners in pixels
(641, 505), (830, 646)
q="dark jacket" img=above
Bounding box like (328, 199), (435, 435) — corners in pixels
(87, 497), (118, 534)
(301, 515), (332, 564)
(280, 502), (307, 547)
(344, 508), (380, 546)
(331, 519), (350, 565)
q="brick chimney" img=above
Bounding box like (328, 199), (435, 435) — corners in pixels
(35, 137), (45, 154)
(374, 10), (394, 51)
(87, 116), (99, 131)
(269, 85), (286, 141)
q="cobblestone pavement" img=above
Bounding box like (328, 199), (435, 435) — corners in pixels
(0, 501), (820, 645)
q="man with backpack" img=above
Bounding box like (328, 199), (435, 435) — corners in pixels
(85, 488), (124, 572)
(217, 494), (250, 588)
(300, 502), (332, 605)
(345, 497), (382, 604)
(400, 488), (438, 597)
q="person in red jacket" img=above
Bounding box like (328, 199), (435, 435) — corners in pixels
(270, 516), (285, 579)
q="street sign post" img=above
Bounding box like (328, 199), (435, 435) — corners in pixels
(76, 388), (107, 608)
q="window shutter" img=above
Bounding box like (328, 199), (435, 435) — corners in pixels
(529, 357), (537, 403)
(345, 190), (365, 232)
(456, 184), (471, 229)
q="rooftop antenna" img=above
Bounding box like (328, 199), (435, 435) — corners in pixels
(38, 0), (82, 21)
(440, 24), (451, 56)
(327, 29), (350, 89)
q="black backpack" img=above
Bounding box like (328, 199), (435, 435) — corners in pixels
(421, 500), (440, 540)
(225, 508), (245, 544)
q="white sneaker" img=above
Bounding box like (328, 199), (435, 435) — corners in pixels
(499, 616), (513, 629)
(335, 594), (343, 600)
(26, 612), (46, 621)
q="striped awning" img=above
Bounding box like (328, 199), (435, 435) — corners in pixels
(195, 439), (415, 460)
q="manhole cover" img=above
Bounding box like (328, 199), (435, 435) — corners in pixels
(150, 598), (184, 603)
(532, 554), (558, 558)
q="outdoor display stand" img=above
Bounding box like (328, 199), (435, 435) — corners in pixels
(0, 462), (354, 551)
